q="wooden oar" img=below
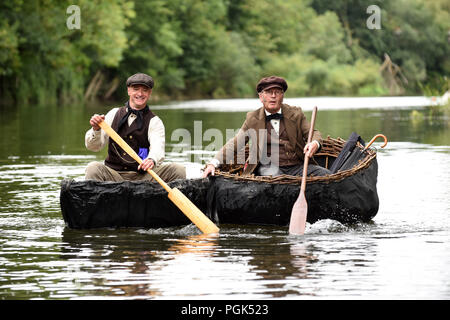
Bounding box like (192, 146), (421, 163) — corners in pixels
(98, 121), (220, 234)
(288, 106), (318, 235)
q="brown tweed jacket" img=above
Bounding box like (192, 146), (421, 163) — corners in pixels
(214, 103), (322, 175)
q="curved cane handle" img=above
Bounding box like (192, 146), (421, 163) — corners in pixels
(364, 134), (388, 150)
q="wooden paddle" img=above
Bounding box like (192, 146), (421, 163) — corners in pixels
(98, 121), (220, 234)
(288, 106), (318, 235)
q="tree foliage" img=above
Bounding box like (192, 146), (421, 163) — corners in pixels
(0, 0), (448, 105)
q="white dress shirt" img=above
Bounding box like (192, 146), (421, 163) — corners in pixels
(85, 107), (165, 166)
(265, 109), (282, 135)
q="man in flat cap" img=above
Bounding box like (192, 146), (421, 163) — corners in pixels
(85, 73), (186, 182)
(203, 75), (330, 177)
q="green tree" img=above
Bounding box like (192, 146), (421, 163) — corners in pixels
(113, 0), (259, 100)
(311, 0), (450, 94)
(1, 0), (448, 104)
(0, 0), (134, 105)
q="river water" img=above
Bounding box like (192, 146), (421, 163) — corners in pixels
(0, 97), (449, 300)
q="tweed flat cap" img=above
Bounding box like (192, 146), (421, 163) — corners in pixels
(126, 73), (154, 88)
(256, 76), (288, 93)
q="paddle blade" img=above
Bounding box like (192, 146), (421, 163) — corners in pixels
(288, 192), (308, 235)
(168, 188), (220, 234)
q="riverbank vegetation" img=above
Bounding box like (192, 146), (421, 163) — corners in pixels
(0, 0), (449, 105)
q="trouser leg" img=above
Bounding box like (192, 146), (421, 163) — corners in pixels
(119, 162), (186, 182)
(144, 163), (186, 182)
(85, 161), (124, 182)
(279, 163), (331, 177)
(85, 161), (186, 182)
(255, 162), (330, 177)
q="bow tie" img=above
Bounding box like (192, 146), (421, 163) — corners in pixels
(265, 113), (283, 121)
(118, 102), (148, 131)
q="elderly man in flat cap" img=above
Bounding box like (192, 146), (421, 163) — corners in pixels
(85, 73), (185, 182)
(203, 75), (330, 177)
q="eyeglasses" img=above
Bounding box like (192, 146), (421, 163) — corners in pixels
(262, 89), (283, 96)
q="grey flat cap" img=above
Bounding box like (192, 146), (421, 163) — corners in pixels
(256, 76), (288, 93)
(126, 73), (154, 88)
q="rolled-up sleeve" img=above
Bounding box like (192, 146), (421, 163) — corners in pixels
(85, 108), (117, 152)
(147, 116), (165, 166)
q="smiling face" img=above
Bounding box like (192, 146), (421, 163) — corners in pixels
(259, 88), (284, 113)
(127, 84), (152, 110)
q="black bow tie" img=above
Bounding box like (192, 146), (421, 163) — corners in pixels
(118, 102), (148, 131)
(266, 113), (283, 121)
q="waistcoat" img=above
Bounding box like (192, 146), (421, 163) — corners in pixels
(105, 106), (155, 171)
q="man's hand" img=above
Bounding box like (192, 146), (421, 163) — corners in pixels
(138, 158), (155, 171)
(90, 114), (105, 131)
(202, 164), (216, 178)
(303, 141), (319, 158)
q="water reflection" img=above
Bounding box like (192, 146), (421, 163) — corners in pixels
(246, 239), (319, 298)
(168, 233), (219, 256)
(60, 227), (330, 299)
(141, 229), (261, 299)
(60, 228), (168, 298)
(58, 228), (222, 298)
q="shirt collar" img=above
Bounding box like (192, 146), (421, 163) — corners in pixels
(264, 109), (282, 116)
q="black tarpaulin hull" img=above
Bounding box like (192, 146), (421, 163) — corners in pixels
(208, 158), (379, 226)
(60, 158), (378, 229)
(60, 136), (380, 229)
(60, 178), (210, 229)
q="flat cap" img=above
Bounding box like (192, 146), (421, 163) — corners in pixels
(126, 73), (154, 88)
(256, 76), (288, 93)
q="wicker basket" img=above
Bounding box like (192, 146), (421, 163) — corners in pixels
(215, 136), (377, 185)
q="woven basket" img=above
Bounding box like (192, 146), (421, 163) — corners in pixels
(215, 136), (377, 185)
